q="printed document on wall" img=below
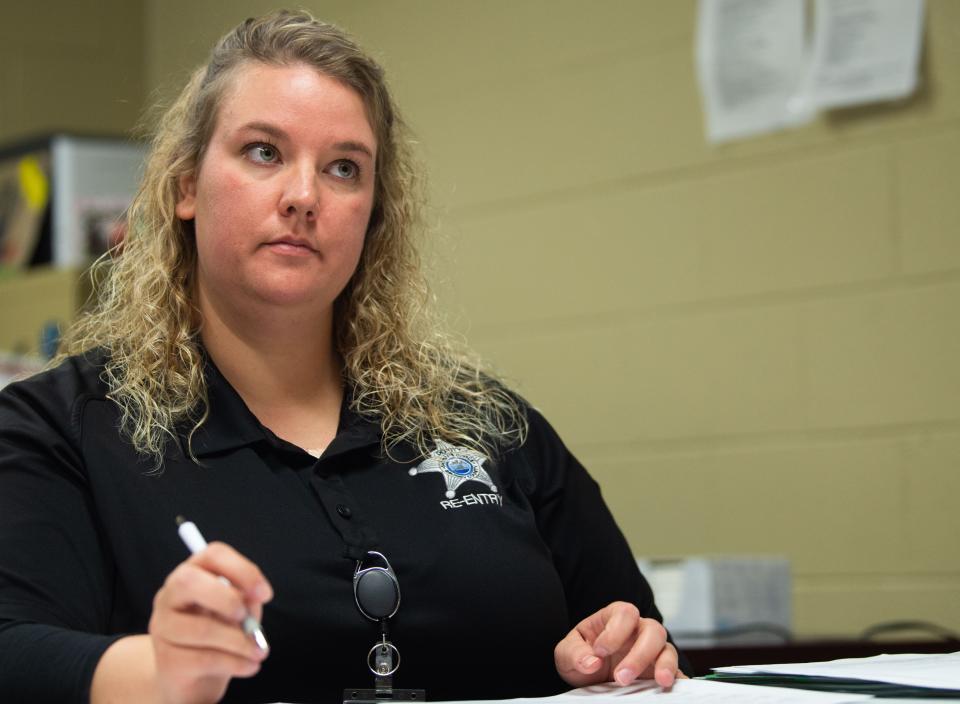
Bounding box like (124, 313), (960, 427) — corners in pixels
(696, 0), (811, 143)
(803, 0), (925, 110)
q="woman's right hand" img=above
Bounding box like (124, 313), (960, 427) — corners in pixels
(148, 541), (273, 704)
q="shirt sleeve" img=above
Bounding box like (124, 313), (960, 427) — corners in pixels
(519, 405), (691, 673)
(0, 366), (123, 702)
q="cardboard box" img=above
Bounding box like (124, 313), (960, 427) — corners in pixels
(637, 556), (792, 647)
(0, 266), (91, 357)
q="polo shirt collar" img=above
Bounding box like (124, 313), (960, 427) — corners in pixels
(187, 356), (381, 459)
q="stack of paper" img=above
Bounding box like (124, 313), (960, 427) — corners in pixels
(710, 651), (960, 699)
(446, 678), (872, 703)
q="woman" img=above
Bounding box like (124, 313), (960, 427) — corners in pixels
(0, 10), (684, 703)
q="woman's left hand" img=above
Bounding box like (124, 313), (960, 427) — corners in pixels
(554, 601), (686, 689)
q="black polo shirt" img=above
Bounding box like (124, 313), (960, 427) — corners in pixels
(0, 351), (670, 703)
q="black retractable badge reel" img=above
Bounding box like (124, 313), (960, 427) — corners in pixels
(343, 551), (426, 703)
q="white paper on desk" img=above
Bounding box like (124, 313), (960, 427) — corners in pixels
(695, 0), (813, 143)
(445, 678), (872, 703)
(714, 650), (960, 690)
(801, 0), (925, 110)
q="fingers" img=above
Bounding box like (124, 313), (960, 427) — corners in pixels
(589, 602), (641, 660)
(190, 541), (273, 606)
(556, 602), (682, 690)
(151, 608), (267, 663)
(153, 541), (272, 651)
(149, 542), (273, 702)
(172, 646), (264, 681)
(607, 618), (676, 687)
(649, 642), (680, 688)
(556, 602), (638, 685)
(156, 564), (248, 626)
(554, 627), (605, 686)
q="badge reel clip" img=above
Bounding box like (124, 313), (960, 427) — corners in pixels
(343, 551), (426, 703)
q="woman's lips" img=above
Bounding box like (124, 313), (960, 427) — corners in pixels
(265, 240), (317, 256)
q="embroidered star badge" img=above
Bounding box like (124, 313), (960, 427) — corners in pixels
(408, 440), (497, 499)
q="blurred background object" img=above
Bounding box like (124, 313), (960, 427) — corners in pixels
(636, 555), (792, 648)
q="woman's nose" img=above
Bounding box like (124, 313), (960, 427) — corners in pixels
(279, 166), (320, 219)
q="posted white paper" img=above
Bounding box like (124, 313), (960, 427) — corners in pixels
(695, 0), (811, 143)
(714, 650), (960, 690)
(803, 0), (926, 110)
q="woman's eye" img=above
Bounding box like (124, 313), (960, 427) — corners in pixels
(330, 160), (359, 179)
(246, 144), (279, 163)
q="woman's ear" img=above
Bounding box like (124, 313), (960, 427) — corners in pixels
(175, 172), (197, 220)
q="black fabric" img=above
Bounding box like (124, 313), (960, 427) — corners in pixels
(0, 351), (680, 703)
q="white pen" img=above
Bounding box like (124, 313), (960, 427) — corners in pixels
(175, 515), (270, 653)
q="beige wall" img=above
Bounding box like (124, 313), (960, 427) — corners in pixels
(8, 0), (958, 639)
(0, 0), (145, 143)
(147, 0), (960, 638)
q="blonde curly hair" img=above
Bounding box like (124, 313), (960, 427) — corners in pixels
(58, 9), (527, 464)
